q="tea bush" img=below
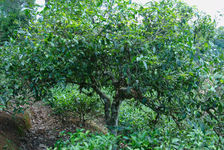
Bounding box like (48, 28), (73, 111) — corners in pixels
(47, 84), (102, 124)
(0, 73), (31, 113)
(118, 100), (156, 132)
(49, 101), (224, 149)
(118, 101), (224, 149)
(49, 125), (223, 150)
(49, 129), (118, 150)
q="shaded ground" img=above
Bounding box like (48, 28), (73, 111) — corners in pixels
(0, 112), (25, 150)
(19, 101), (75, 150)
(0, 101), (107, 150)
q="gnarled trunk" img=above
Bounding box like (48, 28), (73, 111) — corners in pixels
(104, 98), (111, 126)
(106, 97), (121, 135)
(92, 85), (123, 135)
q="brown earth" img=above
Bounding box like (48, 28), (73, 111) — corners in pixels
(0, 111), (30, 150)
(0, 101), (107, 150)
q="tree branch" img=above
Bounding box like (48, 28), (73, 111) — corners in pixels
(104, 71), (119, 86)
(92, 85), (111, 104)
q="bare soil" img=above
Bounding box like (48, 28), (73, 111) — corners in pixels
(0, 112), (25, 150)
(0, 101), (107, 150)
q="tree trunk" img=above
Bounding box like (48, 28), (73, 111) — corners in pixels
(92, 85), (122, 135)
(107, 98), (121, 136)
(104, 98), (111, 126)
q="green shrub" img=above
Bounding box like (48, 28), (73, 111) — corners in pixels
(118, 101), (224, 149)
(50, 127), (223, 150)
(46, 98), (221, 150)
(48, 129), (159, 150)
(49, 129), (118, 150)
(47, 84), (101, 125)
(119, 100), (156, 133)
(0, 73), (31, 113)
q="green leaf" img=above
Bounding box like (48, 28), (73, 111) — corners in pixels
(143, 61), (148, 70)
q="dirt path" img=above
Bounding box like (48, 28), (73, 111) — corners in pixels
(0, 101), (107, 150)
(19, 101), (77, 150)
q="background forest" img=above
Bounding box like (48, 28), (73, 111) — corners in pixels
(0, 0), (224, 149)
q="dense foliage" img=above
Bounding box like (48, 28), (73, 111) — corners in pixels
(214, 26), (224, 48)
(48, 102), (223, 149)
(0, 0), (223, 149)
(0, 0), (36, 44)
(47, 84), (101, 125)
(48, 87), (223, 149)
(0, 0), (37, 113)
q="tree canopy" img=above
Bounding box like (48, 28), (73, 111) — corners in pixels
(1, 0), (223, 136)
(214, 26), (224, 48)
(0, 0), (35, 44)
